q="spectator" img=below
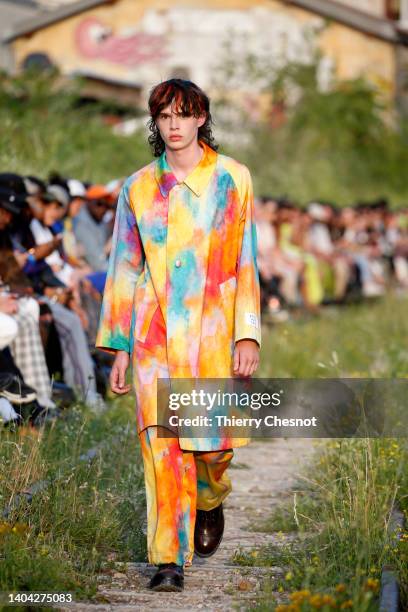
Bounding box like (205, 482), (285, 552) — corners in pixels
(72, 185), (112, 273)
(255, 197), (300, 313)
(277, 201), (324, 311)
(307, 202), (351, 301)
(0, 177), (106, 412)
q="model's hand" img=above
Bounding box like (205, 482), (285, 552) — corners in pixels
(233, 339), (260, 377)
(110, 350), (131, 394)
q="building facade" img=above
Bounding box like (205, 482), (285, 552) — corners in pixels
(2, 0), (408, 111)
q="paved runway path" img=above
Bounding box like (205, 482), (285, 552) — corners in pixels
(60, 438), (315, 611)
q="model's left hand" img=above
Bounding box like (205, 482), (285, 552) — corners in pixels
(233, 339), (260, 377)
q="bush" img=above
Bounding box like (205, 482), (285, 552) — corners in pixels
(212, 42), (408, 207)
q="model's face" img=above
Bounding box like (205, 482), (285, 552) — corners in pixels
(155, 101), (206, 151)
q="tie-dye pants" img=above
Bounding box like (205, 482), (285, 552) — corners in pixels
(139, 425), (233, 566)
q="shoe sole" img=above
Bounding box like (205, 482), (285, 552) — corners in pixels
(0, 391), (37, 404)
(150, 584), (183, 592)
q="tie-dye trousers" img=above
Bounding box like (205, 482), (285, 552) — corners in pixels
(139, 425), (233, 566)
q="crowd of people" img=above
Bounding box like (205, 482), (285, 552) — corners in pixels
(0, 170), (407, 430)
(0, 171), (122, 430)
(255, 196), (408, 320)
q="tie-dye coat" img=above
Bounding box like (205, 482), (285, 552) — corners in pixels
(95, 140), (261, 450)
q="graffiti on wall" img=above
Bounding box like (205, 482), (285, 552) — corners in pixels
(74, 16), (167, 66)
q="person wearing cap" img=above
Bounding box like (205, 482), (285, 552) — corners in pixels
(29, 185), (95, 297)
(0, 186), (22, 224)
(61, 179), (89, 269)
(29, 187), (75, 287)
(72, 184), (112, 273)
(0, 174), (30, 227)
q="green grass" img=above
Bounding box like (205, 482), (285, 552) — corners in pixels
(240, 438), (407, 611)
(0, 71), (151, 183)
(258, 294), (408, 378)
(236, 294), (408, 611)
(0, 397), (146, 608)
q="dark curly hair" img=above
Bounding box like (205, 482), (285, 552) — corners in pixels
(147, 79), (218, 157)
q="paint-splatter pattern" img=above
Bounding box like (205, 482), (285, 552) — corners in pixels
(96, 140), (261, 450)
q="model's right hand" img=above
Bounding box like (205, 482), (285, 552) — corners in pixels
(110, 350), (131, 394)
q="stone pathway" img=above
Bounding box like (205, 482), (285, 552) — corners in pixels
(60, 438), (315, 611)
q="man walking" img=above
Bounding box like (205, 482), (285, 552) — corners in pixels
(96, 79), (261, 591)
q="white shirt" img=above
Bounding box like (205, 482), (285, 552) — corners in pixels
(30, 218), (74, 286)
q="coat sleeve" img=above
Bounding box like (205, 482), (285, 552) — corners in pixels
(234, 165), (262, 348)
(95, 179), (144, 354)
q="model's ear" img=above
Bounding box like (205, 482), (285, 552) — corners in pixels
(197, 112), (207, 128)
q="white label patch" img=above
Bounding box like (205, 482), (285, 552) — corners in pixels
(245, 312), (259, 328)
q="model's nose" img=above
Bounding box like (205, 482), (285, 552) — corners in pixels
(170, 114), (179, 129)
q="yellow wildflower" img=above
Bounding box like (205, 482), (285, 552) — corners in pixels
(365, 578), (379, 592)
(11, 522), (29, 536)
(289, 589), (311, 603)
(0, 522), (12, 536)
(335, 583), (347, 593)
(321, 594), (336, 607)
(309, 593), (323, 608)
(340, 600), (353, 609)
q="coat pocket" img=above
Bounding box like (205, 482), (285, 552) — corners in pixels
(133, 277), (160, 344)
(134, 300), (159, 343)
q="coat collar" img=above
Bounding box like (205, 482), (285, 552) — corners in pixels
(155, 140), (218, 198)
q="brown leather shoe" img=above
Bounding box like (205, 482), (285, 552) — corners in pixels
(148, 563), (184, 591)
(194, 503), (224, 557)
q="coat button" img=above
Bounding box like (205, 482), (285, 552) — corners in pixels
(175, 259), (181, 267)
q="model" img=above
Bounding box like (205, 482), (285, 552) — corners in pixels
(96, 78), (261, 592)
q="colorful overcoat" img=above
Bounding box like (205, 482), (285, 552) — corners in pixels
(95, 140), (261, 450)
